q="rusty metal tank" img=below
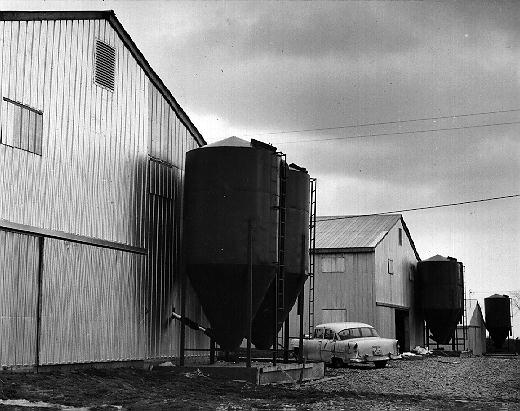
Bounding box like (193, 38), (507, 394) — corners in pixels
(485, 294), (511, 348)
(183, 137), (280, 350)
(252, 163), (310, 349)
(416, 255), (464, 344)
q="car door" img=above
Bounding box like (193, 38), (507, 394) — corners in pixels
(304, 327), (324, 361)
(320, 328), (336, 363)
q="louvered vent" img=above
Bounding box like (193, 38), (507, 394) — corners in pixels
(95, 40), (116, 91)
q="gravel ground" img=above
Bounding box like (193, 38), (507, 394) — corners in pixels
(302, 356), (520, 409)
(0, 356), (519, 410)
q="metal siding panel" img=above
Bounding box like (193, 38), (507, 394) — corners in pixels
(14, 21), (24, 101)
(0, 21), (4, 136)
(0, 19), (148, 248)
(11, 104), (21, 147)
(1, 17), (204, 365)
(27, 110), (35, 152)
(8, 22), (19, 99)
(19, 104), (29, 150)
(375, 221), (417, 309)
(35, 20), (45, 109)
(0, 230), (39, 367)
(40, 238), (146, 364)
(146, 160), (208, 359)
(22, 21), (33, 105)
(376, 305), (395, 340)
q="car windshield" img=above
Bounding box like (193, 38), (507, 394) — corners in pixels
(338, 327), (380, 340)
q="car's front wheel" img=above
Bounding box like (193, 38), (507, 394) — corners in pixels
(374, 360), (387, 369)
(331, 357), (344, 368)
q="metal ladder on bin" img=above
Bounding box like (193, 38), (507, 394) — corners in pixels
(308, 178), (317, 337)
(274, 154), (287, 362)
(454, 265), (468, 351)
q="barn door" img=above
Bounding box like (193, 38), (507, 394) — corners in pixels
(0, 230), (40, 367)
(395, 309), (410, 352)
(148, 159), (179, 358)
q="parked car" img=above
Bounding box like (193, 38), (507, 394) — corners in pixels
(291, 322), (399, 368)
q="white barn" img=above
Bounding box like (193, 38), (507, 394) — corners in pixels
(290, 214), (424, 351)
(0, 10), (208, 368)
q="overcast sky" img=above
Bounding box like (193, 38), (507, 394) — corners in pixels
(3, 1), (519, 333)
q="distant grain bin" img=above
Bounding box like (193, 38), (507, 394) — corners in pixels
(252, 163), (310, 349)
(183, 137), (280, 350)
(417, 255), (464, 344)
(484, 294), (512, 348)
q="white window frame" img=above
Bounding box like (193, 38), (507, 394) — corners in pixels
(321, 255), (345, 273)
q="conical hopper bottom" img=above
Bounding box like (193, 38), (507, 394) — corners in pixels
(251, 271), (306, 350)
(489, 328), (508, 348)
(425, 309), (462, 345)
(187, 264), (276, 351)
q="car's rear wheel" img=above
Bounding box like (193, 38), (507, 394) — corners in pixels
(374, 360), (387, 369)
(331, 357), (344, 368)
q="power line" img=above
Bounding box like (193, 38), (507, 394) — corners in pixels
(319, 194), (520, 221)
(276, 120), (520, 144)
(241, 107), (520, 137)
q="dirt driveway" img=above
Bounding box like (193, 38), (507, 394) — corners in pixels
(0, 356), (519, 409)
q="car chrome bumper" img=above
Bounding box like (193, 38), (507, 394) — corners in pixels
(350, 355), (391, 363)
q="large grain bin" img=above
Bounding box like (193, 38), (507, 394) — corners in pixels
(251, 163), (310, 349)
(183, 137), (280, 350)
(417, 255), (464, 344)
(484, 294), (511, 348)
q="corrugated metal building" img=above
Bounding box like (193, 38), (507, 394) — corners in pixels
(0, 10), (208, 368)
(290, 214), (423, 351)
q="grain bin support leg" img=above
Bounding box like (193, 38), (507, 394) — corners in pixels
(297, 234), (306, 364)
(210, 338), (216, 364)
(246, 221), (253, 368)
(283, 318), (290, 363)
(298, 291), (304, 363)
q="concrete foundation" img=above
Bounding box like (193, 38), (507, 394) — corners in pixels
(171, 361), (325, 385)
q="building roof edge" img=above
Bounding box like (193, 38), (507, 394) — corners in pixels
(0, 10), (206, 147)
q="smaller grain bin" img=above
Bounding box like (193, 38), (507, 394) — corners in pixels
(183, 137), (280, 351)
(416, 255), (464, 344)
(251, 163), (310, 349)
(484, 294), (511, 348)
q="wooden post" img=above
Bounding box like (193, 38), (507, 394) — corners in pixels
(35, 236), (44, 372)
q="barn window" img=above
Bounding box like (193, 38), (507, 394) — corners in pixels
(388, 258), (394, 274)
(1, 97), (43, 155)
(398, 228), (403, 246)
(95, 40), (116, 91)
(321, 255), (345, 273)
